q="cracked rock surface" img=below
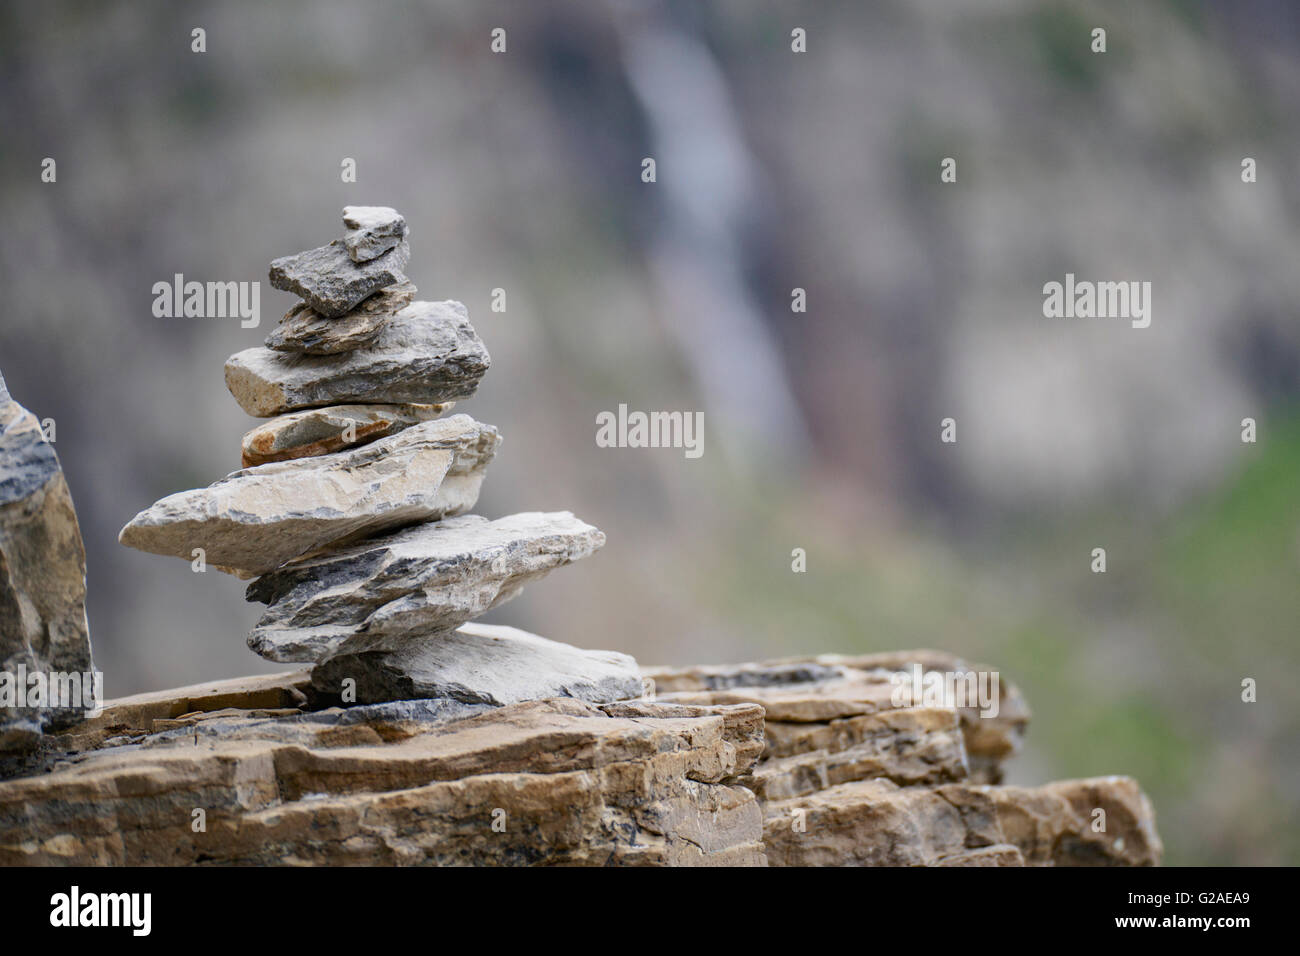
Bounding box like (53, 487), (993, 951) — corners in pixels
(226, 300), (490, 417)
(247, 511), (605, 663)
(268, 238), (409, 317)
(265, 278), (416, 355)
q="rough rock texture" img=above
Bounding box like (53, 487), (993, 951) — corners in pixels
(646, 650), (1029, 783)
(265, 279), (416, 355)
(647, 652), (1161, 866)
(342, 206), (408, 263)
(311, 622), (644, 707)
(119, 415), (500, 577)
(240, 402), (451, 468)
(268, 238), (409, 317)
(0, 647), (1161, 866)
(1, 374), (94, 750)
(762, 777), (1162, 867)
(247, 512), (606, 663)
(226, 300), (490, 417)
(0, 672), (765, 866)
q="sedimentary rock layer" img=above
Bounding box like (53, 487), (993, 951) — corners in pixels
(119, 415), (500, 577)
(762, 776), (1162, 866)
(247, 511), (605, 663)
(0, 373), (94, 750)
(0, 672), (765, 866)
(646, 650), (1030, 783)
(226, 300), (490, 417)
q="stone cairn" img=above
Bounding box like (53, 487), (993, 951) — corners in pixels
(0, 207), (1163, 865)
(118, 206), (643, 711)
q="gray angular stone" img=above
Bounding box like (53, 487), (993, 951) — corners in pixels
(268, 238), (409, 318)
(245, 511), (605, 663)
(225, 300), (490, 417)
(119, 415), (500, 577)
(1, 375), (94, 750)
(311, 622), (645, 708)
(342, 206), (409, 263)
(265, 279), (416, 355)
(240, 402), (452, 468)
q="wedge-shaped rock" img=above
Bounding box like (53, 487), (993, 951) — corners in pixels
(119, 415), (500, 577)
(265, 279), (416, 355)
(268, 238), (409, 318)
(311, 622), (644, 707)
(342, 205), (408, 262)
(247, 512), (606, 663)
(1, 373), (95, 750)
(240, 402), (452, 468)
(225, 300), (490, 417)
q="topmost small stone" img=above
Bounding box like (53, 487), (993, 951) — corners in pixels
(343, 206), (408, 263)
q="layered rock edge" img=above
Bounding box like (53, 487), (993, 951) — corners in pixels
(0, 650), (1161, 866)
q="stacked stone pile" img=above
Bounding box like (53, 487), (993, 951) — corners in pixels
(118, 207), (643, 708)
(0, 208), (1164, 866)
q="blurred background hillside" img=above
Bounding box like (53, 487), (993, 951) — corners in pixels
(1, 0), (1297, 865)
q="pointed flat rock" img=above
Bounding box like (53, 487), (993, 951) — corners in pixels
(225, 300), (490, 417)
(245, 511), (606, 663)
(310, 622), (644, 707)
(268, 238), (409, 318)
(342, 206), (409, 263)
(265, 278), (416, 355)
(119, 415), (500, 577)
(240, 402), (452, 468)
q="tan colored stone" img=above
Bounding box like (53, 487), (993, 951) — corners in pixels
(646, 650), (1029, 781)
(119, 415), (499, 577)
(750, 707), (968, 801)
(762, 776), (1160, 867)
(0, 688), (767, 866)
(265, 279), (417, 355)
(239, 402), (451, 468)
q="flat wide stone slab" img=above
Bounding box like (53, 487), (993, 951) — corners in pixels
(268, 238), (409, 318)
(311, 622), (645, 708)
(225, 300), (490, 417)
(247, 511), (606, 663)
(119, 415), (500, 577)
